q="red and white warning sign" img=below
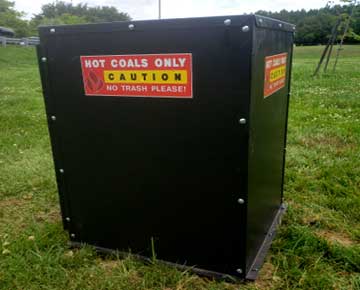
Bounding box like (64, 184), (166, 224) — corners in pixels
(264, 53), (288, 98)
(80, 53), (193, 98)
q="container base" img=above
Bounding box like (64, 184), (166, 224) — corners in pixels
(246, 203), (287, 280)
(69, 203), (287, 282)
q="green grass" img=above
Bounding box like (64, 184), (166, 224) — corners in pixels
(0, 45), (359, 289)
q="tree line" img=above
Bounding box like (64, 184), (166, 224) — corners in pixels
(256, 3), (360, 45)
(0, 0), (359, 45)
(0, 0), (130, 37)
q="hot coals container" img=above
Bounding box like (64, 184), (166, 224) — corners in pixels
(37, 14), (295, 280)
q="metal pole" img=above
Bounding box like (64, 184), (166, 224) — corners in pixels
(333, 0), (357, 72)
(158, 0), (161, 19)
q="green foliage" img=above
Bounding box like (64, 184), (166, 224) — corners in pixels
(296, 14), (337, 45)
(0, 0), (131, 37)
(0, 0), (29, 37)
(34, 14), (88, 26)
(31, 1), (130, 28)
(256, 3), (360, 45)
(0, 45), (360, 289)
(0, 0), (13, 12)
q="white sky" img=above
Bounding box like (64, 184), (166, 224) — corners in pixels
(14, 0), (335, 20)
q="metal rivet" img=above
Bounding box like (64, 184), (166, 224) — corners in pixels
(239, 118), (247, 124)
(50, 28), (55, 33)
(128, 24), (135, 30)
(59, 169), (64, 174)
(51, 115), (56, 121)
(70, 233), (75, 238)
(237, 198), (245, 204)
(259, 18), (263, 23)
(41, 57), (47, 62)
(293, 26), (296, 30)
(278, 23), (283, 28)
(236, 268), (243, 274)
(242, 25), (250, 32)
(224, 19), (231, 26)
(65, 217), (70, 222)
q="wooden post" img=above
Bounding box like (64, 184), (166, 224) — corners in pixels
(323, 23), (340, 72)
(313, 17), (342, 76)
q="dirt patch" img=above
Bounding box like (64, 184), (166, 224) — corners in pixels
(98, 258), (143, 285)
(35, 208), (61, 223)
(298, 135), (356, 152)
(99, 259), (121, 271)
(0, 197), (26, 208)
(302, 212), (322, 226)
(0, 196), (60, 230)
(255, 261), (281, 290)
(315, 229), (355, 247)
(0, 197), (29, 230)
(0, 197), (28, 220)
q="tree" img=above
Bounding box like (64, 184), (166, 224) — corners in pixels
(294, 14), (336, 45)
(31, 1), (130, 26)
(256, 3), (360, 45)
(337, 1), (360, 43)
(0, 0), (30, 37)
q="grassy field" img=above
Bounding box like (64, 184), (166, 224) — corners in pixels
(0, 45), (359, 290)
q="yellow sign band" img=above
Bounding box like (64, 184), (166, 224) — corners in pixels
(104, 70), (188, 84)
(270, 66), (286, 82)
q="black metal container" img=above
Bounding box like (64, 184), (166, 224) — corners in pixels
(37, 14), (294, 280)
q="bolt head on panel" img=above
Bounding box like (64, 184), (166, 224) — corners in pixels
(224, 19), (231, 26)
(238, 198), (245, 204)
(242, 26), (250, 32)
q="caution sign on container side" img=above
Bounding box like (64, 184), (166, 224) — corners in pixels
(264, 53), (288, 98)
(80, 53), (193, 98)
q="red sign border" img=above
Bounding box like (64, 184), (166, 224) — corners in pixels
(263, 52), (288, 99)
(80, 53), (193, 99)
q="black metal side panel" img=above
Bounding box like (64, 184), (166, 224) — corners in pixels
(246, 16), (294, 276)
(38, 15), (253, 278)
(36, 44), (71, 229)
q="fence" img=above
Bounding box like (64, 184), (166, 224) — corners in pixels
(0, 36), (40, 47)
